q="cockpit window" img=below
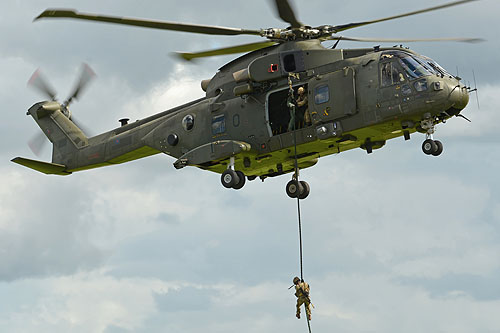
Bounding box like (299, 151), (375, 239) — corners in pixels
(381, 51), (432, 80)
(398, 56), (430, 79)
(418, 56), (453, 77)
(380, 62), (405, 87)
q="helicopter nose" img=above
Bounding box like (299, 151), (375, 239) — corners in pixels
(448, 83), (469, 111)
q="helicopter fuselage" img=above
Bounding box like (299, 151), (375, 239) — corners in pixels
(21, 39), (469, 181)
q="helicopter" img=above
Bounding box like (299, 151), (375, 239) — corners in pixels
(12, 0), (480, 199)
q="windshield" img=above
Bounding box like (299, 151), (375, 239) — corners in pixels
(417, 55), (453, 77)
(398, 56), (431, 79)
(381, 51), (432, 79)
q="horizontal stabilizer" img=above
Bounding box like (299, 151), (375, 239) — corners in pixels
(11, 157), (71, 175)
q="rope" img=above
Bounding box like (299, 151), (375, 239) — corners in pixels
(295, 134), (312, 333)
(288, 74), (311, 333)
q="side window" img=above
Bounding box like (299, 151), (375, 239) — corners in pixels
(182, 114), (195, 131)
(283, 54), (296, 72)
(381, 62), (405, 87)
(212, 114), (225, 135)
(314, 84), (330, 104)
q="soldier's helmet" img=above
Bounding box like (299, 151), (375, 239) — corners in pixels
(293, 276), (300, 284)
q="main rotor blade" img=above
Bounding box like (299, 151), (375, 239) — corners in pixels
(65, 63), (96, 107)
(331, 0), (479, 33)
(28, 69), (57, 100)
(174, 41), (277, 61)
(273, 0), (303, 28)
(35, 9), (262, 36)
(328, 36), (484, 43)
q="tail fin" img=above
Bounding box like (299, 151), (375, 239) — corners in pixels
(28, 101), (88, 165)
(12, 101), (88, 175)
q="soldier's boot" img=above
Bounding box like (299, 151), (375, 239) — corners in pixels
(308, 314), (311, 321)
(296, 312), (300, 319)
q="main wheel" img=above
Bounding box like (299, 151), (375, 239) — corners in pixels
(286, 180), (303, 198)
(232, 171), (246, 190)
(221, 169), (239, 188)
(422, 139), (437, 155)
(298, 181), (310, 199)
(432, 140), (443, 156)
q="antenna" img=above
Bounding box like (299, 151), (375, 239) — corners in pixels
(472, 69), (480, 109)
(467, 70), (480, 110)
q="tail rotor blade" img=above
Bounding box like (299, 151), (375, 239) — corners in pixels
(70, 116), (91, 136)
(28, 132), (48, 157)
(28, 69), (57, 100)
(65, 63), (96, 107)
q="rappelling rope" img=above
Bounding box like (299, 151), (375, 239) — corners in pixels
(288, 73), (305, 282)
(288, 74), (312, 333)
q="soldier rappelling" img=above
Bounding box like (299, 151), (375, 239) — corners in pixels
(292, 276), (312, 320)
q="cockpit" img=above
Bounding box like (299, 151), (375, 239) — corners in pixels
(380, 50), (453, 82)
(377, 49), (469, 118)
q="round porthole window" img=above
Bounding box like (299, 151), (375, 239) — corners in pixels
(182, 114), (195, 131)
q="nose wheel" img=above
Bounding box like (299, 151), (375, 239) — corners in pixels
(420, 115), (443, 156)
(422, 139), (443, 156)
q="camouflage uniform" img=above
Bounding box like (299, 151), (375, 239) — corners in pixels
(296, 87), (310, 126)
(287, 94), (296, 132)
(293, 277), (312, 320)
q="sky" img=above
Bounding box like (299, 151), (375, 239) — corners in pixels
(1, 0), (500, 332)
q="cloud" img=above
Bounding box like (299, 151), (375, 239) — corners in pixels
(0, 169), (106, 281)
(2, 0), (500, 332)
(154, 286), (215, 312)
(0, 271), (173, 333)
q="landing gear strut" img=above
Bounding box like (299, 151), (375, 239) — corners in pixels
(420, 116), (443, 156)
(221, 156), (246, 190)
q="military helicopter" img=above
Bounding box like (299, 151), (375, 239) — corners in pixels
(12, 0), (480, 199)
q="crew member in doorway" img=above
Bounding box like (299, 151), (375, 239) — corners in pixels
(296, 86), (311, 126)
(287, 90), (296, 132)
(293, 276), (312, 320)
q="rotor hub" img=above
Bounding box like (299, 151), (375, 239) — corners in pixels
(261, 25), (334, 41)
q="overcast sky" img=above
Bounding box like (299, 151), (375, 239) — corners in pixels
(1, 0), (500, 332)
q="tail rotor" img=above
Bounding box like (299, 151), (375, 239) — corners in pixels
(27, 63), (95, 156)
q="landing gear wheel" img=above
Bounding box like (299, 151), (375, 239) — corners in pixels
(221, 169), (239, 188)
(298, 181), (310, 199)
(432, 140), (443, 156)
(232, 171), (246, 190)
(422, 139), (437, 155)
(286, 180), (303, 199)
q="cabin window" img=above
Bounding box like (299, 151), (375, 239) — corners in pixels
(283, 54), (296, 72)
(212, 114), (225, 135)
(401, 84), (412, 96)
(314, 84), (330, 104)
(414, 79), (428, 92)
(233, 114), (240, 127)
(182, 114), (195, 131)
